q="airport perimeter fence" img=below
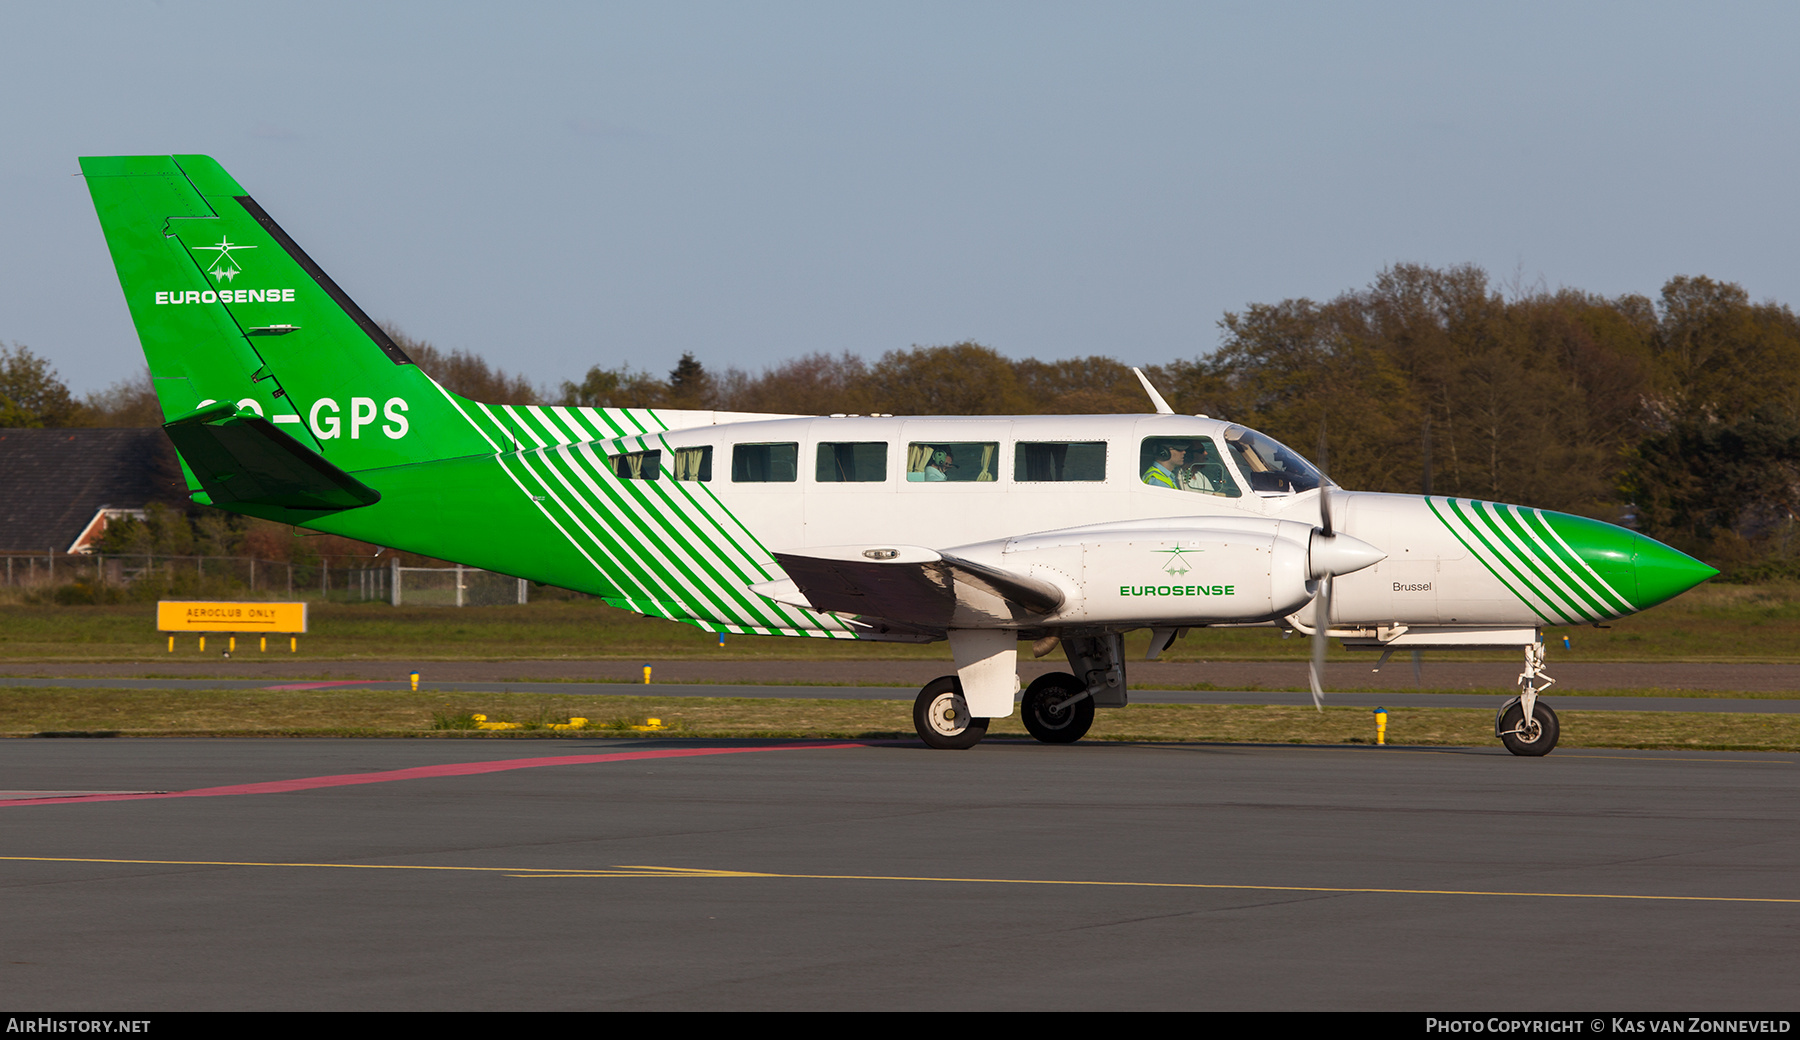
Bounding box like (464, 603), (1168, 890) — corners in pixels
(0, 551), (530, 606)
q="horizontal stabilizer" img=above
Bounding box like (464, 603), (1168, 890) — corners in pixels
(163, 402), (381, 512)
(771, 544), (1063, 629)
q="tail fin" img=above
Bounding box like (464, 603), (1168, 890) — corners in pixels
(81, 155), (490, 473)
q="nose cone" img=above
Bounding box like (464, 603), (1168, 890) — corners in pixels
(1534, 510), (1717, 614)
(1427, 497), (1717, 623)
(1631, 533), (1720, 609)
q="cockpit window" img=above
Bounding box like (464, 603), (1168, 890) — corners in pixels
(1138, 437), (1241, 497)
(1222, 425), (1323, 494)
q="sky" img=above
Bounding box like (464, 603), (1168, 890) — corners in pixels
(4, 1), (1798, 396)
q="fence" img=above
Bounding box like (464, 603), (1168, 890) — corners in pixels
(390, 563), (529, 606)
(0, 552), (529, 606)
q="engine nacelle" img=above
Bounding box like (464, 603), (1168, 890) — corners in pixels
(964, 516), (1351, 625)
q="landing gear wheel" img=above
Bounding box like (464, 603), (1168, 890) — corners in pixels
(913, 676), (989, 750)
(1021, 672), (1094, 744)
(1499, 701), (1560, 757)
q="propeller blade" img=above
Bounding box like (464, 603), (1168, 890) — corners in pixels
(1316, 418), (1332, 538)
(1307, 574), (1330, 712)
(1307, 417), (1333, 711)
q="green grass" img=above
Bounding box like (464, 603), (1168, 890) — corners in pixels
(0, 580), (1795, 662)
(3, 687), (1799, 751)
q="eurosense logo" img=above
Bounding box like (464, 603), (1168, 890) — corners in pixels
(1125, 546), (1235, 597)
(193, 236), (256, 282)
(1155, 546), (1200, 576)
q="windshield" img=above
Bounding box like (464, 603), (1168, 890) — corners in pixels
(1223, 425), (1324, 494)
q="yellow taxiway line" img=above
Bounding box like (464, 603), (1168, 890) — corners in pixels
(4, 855), (1798, 904)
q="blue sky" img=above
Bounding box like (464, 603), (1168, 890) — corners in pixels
(4, 2), (1797, 395)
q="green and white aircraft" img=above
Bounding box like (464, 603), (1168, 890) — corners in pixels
(81, 154), (1719, 755)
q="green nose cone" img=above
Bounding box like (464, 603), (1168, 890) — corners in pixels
(1537, 511), (1717, 616)
(1631, 533), (1720, 609)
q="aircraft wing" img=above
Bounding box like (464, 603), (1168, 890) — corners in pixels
(163, 401), (381, 514)
(764, 544), (1064, 630)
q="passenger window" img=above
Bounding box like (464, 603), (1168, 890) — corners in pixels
(613, 449), (661, 480)
(906, 442), (1000, 483)
(1137, 437), (1241, 497)
(816, 442), (888, 482)
(731, 443), (798, 482)
(1014, 442), (1106, 482)
(672, 445), (712, 482)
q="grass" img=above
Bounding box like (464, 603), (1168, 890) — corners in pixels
(1, 580), (1797, 663)
(5, 687), (1800, 751)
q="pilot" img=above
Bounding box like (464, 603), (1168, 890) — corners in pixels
(1179, 441), (1217, 493)
(1143, 442), (1187, 489)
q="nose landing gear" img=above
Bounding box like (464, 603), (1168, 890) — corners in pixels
(1496, 641), (1560, 756)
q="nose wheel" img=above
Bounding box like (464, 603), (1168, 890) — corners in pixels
(1498, 700), (1560, 756)
(913, 676), (989, 749)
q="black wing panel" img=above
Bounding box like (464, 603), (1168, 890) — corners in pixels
(771, 545), (1063, 629)
(164, 402), (380, 512)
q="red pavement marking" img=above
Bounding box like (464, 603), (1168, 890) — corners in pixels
(0, 743), (870, 807)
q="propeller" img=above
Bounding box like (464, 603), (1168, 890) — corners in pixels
(1308, 420), (1332, 711)
(1300, 418), (1387, 710)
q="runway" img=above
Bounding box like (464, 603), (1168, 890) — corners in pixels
(4, 737), (1798, 1010)
(3, 674), (1797, 713)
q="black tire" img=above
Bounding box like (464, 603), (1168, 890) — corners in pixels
(1499, 700), (1560, 757)
(1021, 672), (1095, 744)
(913, 676), (989, 750)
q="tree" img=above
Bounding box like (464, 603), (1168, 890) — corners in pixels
(713, 352), (873, 416)
(867, 342), (1026, 415)
(1012, 356), (1147, 414)
(0, 343), (79, 427)
(1650, 277), (1800, 416)
(80, 369), (163, 426)
(665, 352), (715, 408)
(1623, 408), (1800, 568)
(383, 327), (540, 404)
(558, 364), (667, 408)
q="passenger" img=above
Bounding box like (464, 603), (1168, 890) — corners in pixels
(923, 448), (955, 481)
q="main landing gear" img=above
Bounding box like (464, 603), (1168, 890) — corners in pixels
(913, 676), (989, 750)
(1495, 641), (1560, 757)
(910, 633), (1125, 749)
(1020, 672), (1095, 744)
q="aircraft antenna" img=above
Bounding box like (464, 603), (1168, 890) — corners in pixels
(1131, 368), (1175, 415)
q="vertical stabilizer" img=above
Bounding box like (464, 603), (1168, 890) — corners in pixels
(81, 154), (490, 472)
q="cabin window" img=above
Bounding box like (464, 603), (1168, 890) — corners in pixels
(906, 441), (1000, 483)
(613, 449), (661, 481)
(731, 442), (798, 482)
(671, 445), (712, 482)
(1137, 437), (1241, 497)
(1222, 425), (1321, 494)
(816, 442), (889, 482)
(1014, 441), (1107, 482)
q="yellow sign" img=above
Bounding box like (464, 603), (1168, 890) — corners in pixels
(157, 601), (308, 633)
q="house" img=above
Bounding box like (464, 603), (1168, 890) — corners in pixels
(0, 429), (185, 554)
